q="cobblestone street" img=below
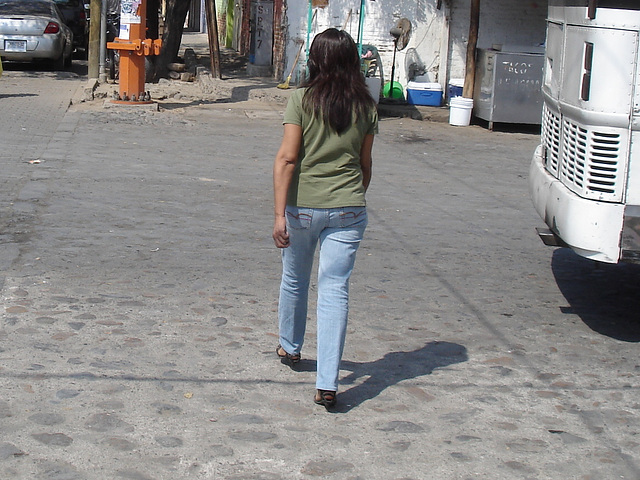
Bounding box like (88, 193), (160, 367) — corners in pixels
(1, 61), (639, 479)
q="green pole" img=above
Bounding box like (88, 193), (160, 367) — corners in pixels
(306, 0), (313, 59)
(357, 0), (366, 57)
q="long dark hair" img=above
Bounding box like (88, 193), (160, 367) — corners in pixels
(302, 28), (376, 134)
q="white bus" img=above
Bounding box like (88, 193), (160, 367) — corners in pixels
(529, 0), (640, 263)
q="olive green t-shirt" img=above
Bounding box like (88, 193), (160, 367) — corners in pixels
(283, 88), (378, 208)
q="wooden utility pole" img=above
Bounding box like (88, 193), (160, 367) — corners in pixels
(463, 0), (480, 98)
(205, 0), (222, 79)
(88, 0), (101, 78)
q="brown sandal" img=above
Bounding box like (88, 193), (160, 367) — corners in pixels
(276, 345), (301, 366)
(314, 389), (337, 409)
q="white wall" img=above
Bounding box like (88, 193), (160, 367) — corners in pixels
(283, 0), (547, 92)
(284, 0), (444, 87)
(448, 0), (547, 79)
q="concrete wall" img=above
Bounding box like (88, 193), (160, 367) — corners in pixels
(448, 0), (547, 79)
(283, 0), (548, 93)
(284, 0), (446, 86)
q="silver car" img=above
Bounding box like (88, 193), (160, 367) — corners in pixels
(0, 0), (73, 69)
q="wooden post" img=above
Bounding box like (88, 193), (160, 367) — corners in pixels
(463, 0), (480, 98)
(205, 0), (222, 79)
(88, 0), (101, 78)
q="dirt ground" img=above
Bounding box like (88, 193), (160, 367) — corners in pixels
(78, 45), (291, 111)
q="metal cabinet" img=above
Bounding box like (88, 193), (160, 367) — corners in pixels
(473, 48), (544, 129)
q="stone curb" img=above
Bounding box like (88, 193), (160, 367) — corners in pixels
(81, 77), (99, 102)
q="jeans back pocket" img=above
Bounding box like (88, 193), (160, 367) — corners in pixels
(286, 206), (313, 230)
(339, 206), (368, 228)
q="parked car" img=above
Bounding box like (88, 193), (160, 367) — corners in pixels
(53, 0), (87, 54)
(0, 0), (73, 69)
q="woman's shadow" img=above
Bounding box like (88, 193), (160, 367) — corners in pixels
(297, 341), (468, 413)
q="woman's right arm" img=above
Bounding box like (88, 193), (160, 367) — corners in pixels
(273, 123), (303, 248)
(360, 134), (375, 192)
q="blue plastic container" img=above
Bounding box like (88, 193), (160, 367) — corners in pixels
(448, 78), (464, 100)
(406, 82), (443, 106)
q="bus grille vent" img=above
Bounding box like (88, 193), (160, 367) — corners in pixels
(542, 104), (561, 176)
(561, 121), (588, 190)
(542, 107), (625, 202)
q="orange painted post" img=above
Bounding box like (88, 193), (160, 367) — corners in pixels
(107, 0), (162, 103)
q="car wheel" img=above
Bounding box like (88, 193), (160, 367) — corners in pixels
(64, 50), (73, 69)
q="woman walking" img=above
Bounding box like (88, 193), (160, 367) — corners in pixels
(272, 28), (378, 409)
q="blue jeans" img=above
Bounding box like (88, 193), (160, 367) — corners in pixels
(278, 205), (368, 392)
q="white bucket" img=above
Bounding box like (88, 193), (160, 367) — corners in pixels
(449, 97), (473, 126)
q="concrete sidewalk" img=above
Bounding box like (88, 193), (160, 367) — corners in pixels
(80, 32), (451, 123)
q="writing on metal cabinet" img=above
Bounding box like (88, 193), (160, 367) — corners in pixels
(501, 61), (532, 75)
(498, 77), (542, 87)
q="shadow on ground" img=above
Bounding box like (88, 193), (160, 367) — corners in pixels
(0, 93), (39, 99)
(294, 341), (468, 413)
(552, 248), (640, 342)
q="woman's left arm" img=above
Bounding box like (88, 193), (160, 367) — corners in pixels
(272, 123), (303, 248)
(360, 134), (375, 192)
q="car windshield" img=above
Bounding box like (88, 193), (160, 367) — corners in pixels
(0, 0), (54, 16)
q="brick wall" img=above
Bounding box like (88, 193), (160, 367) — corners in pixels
(272, 0), (285, 80)
(240, 0), (251, 55)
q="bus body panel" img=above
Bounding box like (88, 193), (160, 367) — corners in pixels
(561, 26), (636, 118)
(530, 1), (640, 263)
(626, 131), (640, 205)
(549, 1), (640, 29)
(530, 145), (624, 263)
(543, 21), (564, 102)
(621, 131), (640, 262)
